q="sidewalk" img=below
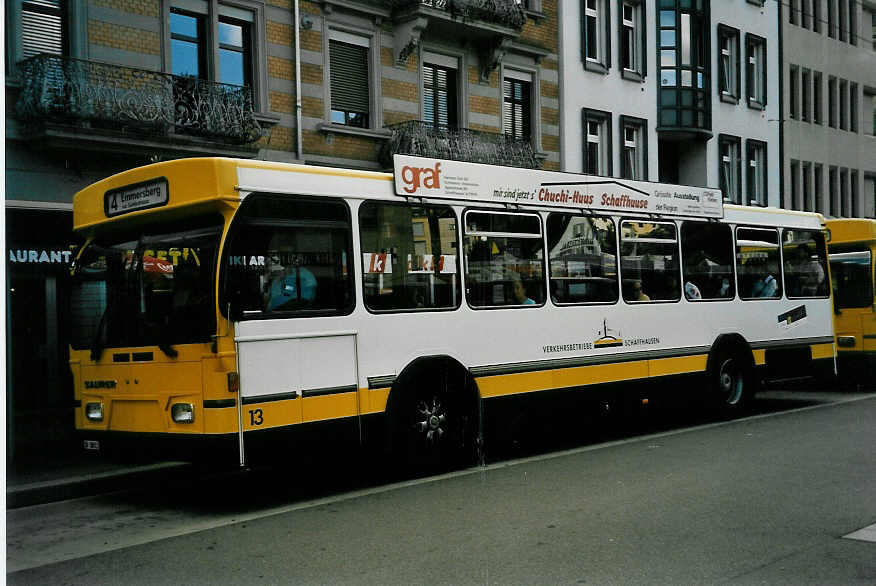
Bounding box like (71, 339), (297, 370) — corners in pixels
(6, 448), (189, 509)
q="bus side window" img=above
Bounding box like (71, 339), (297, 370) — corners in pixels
(681, 222), (734, 300)
(620, 221), (680, 303)
(359, 201), (460, 311)
(222, 194), (355, 317)
(783, 229), (829, 298)
(736, 227), (783, 300)
(547, 214), (618, 304)
(464, 211), (545, 308)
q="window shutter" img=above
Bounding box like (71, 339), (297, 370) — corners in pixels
(330, 40), (369, 114)
(21, 0), (65, 59)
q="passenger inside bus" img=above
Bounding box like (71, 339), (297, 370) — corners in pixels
(511, 275), (535, 305)
(264, 255), (317, 311)
(631, 280), (650, 301)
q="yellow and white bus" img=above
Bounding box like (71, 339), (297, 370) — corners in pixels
(70, 156), (835, 469)
(827, 218), (876, 386)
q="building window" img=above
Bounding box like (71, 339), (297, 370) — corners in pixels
(865, 87), (876, 136)
(813, 71), (823, 124)
(582, 0), (610, 73)
(789, 65), (799, 120)
(802, 0), (811, 29)
(718, 25), (740, 102)
(20, 0), (66, 59)
(813, 0), (822, 33)
(851, 170), (859, 216)
(850, 82), (858, 132)
(789, 0), (799, 25)
(828, 76), (837, 127)
(839, 78), (848, 130)
(814, 164), (824, 213)
(719, 134), (742, 204)
(848, 0), (857, 46)
(746, 139), (767, 206)
(620, 1), (645, 80)
(423, 54), (459, 129)
(801, 69), (811, 122)
(828, 0), (836, 38)
(802, 162), (813, 211)
(503, 70), (532, 140)
(745, 34), (766, 108)
(839, 0), (848, 42)
(658, 4), (709, 132)
(619, 116), (647, 180)
(840, 168), (849, 216)
(582, 109), (612, 176)
(829, 166), (839, 216)
(790, 159), (800, 209)
(329, 31), (370, 128)
(169, 3), (254, 88)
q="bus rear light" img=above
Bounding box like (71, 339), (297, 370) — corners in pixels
(171, 403), (195, 423)
(227, 371), (240, 393)
(85, 402), (104, 422)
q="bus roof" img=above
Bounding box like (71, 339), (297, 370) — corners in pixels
(73, 157), (826, 232)
(826, 218), (876, 245)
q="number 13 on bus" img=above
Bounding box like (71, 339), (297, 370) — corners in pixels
(69, 156), (835, 470)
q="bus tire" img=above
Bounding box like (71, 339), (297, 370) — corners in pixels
(388, 357), (481, 476)
(708, 343), (755, 416)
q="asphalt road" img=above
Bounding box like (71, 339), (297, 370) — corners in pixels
(7, 390), (876, 584)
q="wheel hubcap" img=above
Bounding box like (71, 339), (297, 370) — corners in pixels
(415, 397), (446, 443)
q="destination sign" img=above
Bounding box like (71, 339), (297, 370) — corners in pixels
(393, 155), (724, 219)
(104, 177), (169, 218)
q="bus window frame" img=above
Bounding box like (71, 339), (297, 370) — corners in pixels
(680, 221), (736, 303)
(781, 227), (831, 300)
(546, 212), (620, 307)
(735, 225), (784, 301)
(219, 192), (357, 320)
(619, 218), (682, 305)
(358, 199), (462, 315)
(462, 207), (547, 310)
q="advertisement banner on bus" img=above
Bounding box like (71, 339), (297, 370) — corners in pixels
(393, 155), (723, 219)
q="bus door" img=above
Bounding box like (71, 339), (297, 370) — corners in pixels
(223, 193), (360, 458)
(234, 330), (359, 428)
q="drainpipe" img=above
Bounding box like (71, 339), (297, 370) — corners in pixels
(294, 0), (304, 162)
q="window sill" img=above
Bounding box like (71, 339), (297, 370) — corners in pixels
(720, 93), (739, 105)
(745, 0), (765, 6)
(746, 100), (765, 111)
(621, 70), (645, 83)
(523, 8), (546, 22)
(317, 123), (392, 140)
(583, 60), (609, 75)
(254, 112), (281, 127)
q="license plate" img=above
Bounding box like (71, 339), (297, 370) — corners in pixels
(83, 440), (100, 451)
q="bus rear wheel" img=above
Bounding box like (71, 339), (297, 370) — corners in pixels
(391, 362), (479, 475)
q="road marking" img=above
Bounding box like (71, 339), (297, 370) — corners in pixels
(844, 523), (876, 543)
(7, 392), (876, 573)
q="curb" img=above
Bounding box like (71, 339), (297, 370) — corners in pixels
(6, 462), (190, 509)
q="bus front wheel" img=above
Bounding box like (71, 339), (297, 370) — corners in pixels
(390, 359), (480, 475)
(709, 347), (754, 415)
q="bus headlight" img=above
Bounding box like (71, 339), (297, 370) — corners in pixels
(85, 402), (104, 422)
(171, 403), (195, 423)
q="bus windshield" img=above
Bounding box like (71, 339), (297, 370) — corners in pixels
(830, 248), (873, 309)
(70, 216), (223, 358)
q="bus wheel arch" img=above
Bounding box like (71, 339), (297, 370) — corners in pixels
(386, 355), (482, 473)
(706, 334), (757, 414)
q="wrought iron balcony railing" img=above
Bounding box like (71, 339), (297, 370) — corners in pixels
(389, 0), (526, 29)
(385, 120), (539, 169)
(15, 55), (263, 145)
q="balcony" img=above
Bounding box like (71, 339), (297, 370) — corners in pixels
(14, 55), (265, 155)
(390, 0), (526, 29)
(383, 120), (540, 169)
(386, 0), (526, 78)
